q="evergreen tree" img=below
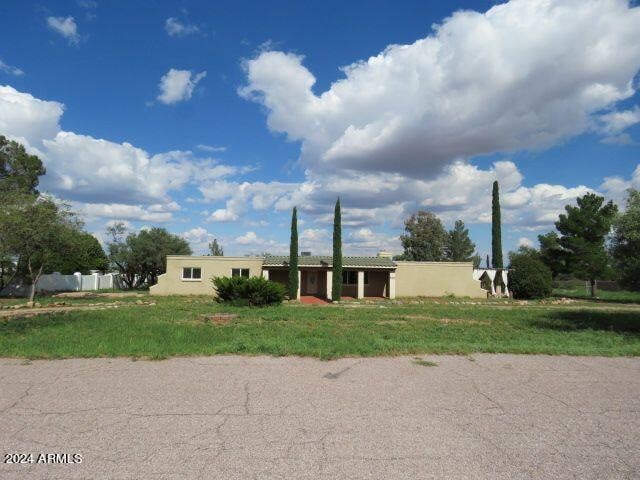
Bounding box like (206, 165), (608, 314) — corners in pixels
(288, 207), (298, 299)
(486, 254), (490, 268)
(611, 189), (640, 291)
(445, 220), (476, 261)
(538, 231), (566, 277)
(332, 198), (342, 301)
(208, 239), (224, 256)
(491, 181), (503, 268)
(555, 193), (617, 297)
(399, 211), (448, 261)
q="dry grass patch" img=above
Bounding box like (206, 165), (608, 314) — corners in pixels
(400, 314), (490, 326)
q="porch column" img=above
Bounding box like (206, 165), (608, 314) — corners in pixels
(297, 269), (301, 299)
(326, 270), (333, 300)
(357, 270), (364, 299)
(262, 269), (269, 280)
(388, 271), (396, 299)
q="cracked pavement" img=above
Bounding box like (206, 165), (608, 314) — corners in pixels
(1, 354), (639, 479)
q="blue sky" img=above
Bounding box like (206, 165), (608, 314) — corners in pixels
(1, 0), (639, 258)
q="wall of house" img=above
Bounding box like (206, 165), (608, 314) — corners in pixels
(394, 262), (486, 298)
(150, 256), (264, 296)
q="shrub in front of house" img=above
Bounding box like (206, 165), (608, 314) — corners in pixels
(508, 254), (553, 299)
(212, 276), (286, 307)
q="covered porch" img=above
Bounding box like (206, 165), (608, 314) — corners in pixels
(261, 255), (396, 301)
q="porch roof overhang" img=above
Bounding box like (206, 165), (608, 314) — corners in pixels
(263, 255), (396, 269)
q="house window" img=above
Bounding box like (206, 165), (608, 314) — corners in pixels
(231, 268), (250, 278)
(182, 267), (202, 280)
(342, 271), (368, 285)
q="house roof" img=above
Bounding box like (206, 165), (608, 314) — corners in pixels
(263, 255), (396, 268)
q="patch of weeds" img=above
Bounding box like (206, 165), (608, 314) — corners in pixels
(413, 357), (438, 367)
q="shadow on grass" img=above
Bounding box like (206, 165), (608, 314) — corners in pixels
(533, 310), (640, 334)
(552, 292), (640, 306)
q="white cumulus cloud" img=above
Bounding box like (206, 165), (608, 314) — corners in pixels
(241, 0), (640, 177)
(0, 85), (243, 223)
(517, 237), (535, 248)
(157, 69), (206, 105)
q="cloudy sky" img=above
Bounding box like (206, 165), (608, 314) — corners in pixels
(1, 0), (639, 258)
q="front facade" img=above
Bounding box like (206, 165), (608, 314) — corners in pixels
(262, 255), (396, 300)
(150, 254), (487, 299)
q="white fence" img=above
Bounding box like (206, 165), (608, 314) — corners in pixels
(37, 272), (118, 293)
(1, 271), (121, 297)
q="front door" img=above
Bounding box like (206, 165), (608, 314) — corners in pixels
(307, 270), (318, 294)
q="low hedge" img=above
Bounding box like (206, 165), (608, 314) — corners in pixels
(211, 276), (286, 307)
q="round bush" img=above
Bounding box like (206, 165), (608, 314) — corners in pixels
(508, 255), (553, 299)
(212, 276), (286, 307)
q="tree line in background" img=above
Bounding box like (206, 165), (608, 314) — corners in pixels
(3, 135), (640, 301)
(398, 179), (640, 299)
(510, 190), (639, 298)
(397, 212), (480, 265)
(0, 136), (191, 299)
(105, 222), (191, 289)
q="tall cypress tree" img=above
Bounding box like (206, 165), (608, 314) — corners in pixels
(288, 207), (298, 299)
(491, 181), (503, 269)
(332, 198), (342, 301)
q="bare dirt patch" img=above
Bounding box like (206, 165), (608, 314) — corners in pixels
(197, 313), (238, 326)
(400, 314), (490, 325)
(0, 301), (156, 319)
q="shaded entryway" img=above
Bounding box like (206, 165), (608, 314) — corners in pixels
(262, 255), (397, 301)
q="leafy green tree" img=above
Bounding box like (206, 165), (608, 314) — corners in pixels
(288, 207), (299, 299)
(332, 198), (342, 301)
(538, 231), (567, 278)
(0, 194), (81, 302)
(400, 211), (447, 261)
(445, 220), (476, 262)
(491, 181), (503, 268)
(508, 248), (553, 299)
(611, 189), (640, 291)
(106, 223), (191, 288)
(0, 136), (47, 290)
(208, 239), (224, 256)
(0, 135), (46, 195)
(555, 193), (618, 297)
(0, 250), (15, 291)
(46, 231), (108, 274)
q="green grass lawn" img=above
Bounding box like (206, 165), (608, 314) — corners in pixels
(1, 295), (639, 359)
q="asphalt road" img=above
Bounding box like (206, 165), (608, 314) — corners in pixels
(1, 354), (638, 479)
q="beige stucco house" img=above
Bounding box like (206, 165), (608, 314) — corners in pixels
(150, 253), (487, 299)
